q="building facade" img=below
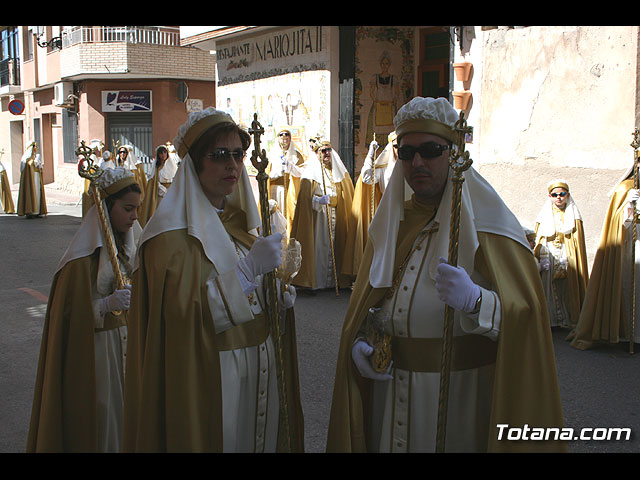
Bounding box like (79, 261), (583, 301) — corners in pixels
(0, 25), (216, 195)
(184, 25), (640, 268)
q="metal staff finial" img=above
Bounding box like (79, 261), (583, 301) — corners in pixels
(436, 110), (474, 453)
(76, 140), (128, 313)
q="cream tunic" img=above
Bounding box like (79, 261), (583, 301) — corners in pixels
(368, 221), (501, 453)
(204, 230), (280, 452)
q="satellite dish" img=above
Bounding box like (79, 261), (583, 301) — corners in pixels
(177, 82), (188, 103)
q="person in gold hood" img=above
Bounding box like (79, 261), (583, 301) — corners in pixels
(326, 97), (565, 453)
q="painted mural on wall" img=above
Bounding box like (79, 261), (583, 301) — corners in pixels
(354, 26), (414, 172)
(217, 70), (330, 175)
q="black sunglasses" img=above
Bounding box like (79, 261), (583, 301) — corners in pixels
(550, 192), (568, 198)
(398, 142), (450, 161)
(320, 147), (332, 154)
(206, 148), (246, 163)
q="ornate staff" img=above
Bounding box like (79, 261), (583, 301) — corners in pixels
(248, 113), (293, 452)
(76, 140), (127, 315)
(435, 112), (473, 453)
(370, 133), (379, 219)
(630, 128), (640, 355)
(320, 152), (340, 296)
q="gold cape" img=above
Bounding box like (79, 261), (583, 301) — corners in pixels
(122, 204), (304, 452)
(27, 251), (126, 452)
(570, 178), (633, 349)
(289, 174), (356, 288)
(17, 160), (47, 216)
(1, 169), (15, 213)
(534, 216), (590, 327)
(344, 173), (383, 278)
(326, 199), (566, 453)
(138, 167), (160, 228)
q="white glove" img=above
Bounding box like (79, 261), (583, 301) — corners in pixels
(351, 340), (393, 381)
(237, 233), (283, 281)
(277, 279), (297, 310)
(626, 189), (640, 220)
(363, 141), (378, 170)
(313, 194), (330, 205)
(99, 285), (131, 315)
(435, 257), (481, 313)
(626, 189), (640, 205)
(539, 257), (551, 271)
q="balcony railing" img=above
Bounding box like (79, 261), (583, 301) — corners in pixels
(0, 58), (19, 87)
(61, 26), (180, 48)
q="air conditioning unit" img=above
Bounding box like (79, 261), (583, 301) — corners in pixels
(54, 82), (74, 106)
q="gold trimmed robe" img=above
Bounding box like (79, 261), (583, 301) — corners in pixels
(570, 178), (638, 348)
(534, 210), (589, 328)
(326, 199), (566, 453)
(17, 159), (47, 216)
(122, 205), (304, 452)
(289, 172), (356, 289)
(27, 250), (127, 452)
(0, 169), (15, 214)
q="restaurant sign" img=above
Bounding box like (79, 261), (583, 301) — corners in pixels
(216, 26), (328, 86)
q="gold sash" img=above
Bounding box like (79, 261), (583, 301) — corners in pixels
(215, 313), (270, 351)
(391, 334), (497, 372)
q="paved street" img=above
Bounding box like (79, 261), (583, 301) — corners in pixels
(1, 189), (640, 453)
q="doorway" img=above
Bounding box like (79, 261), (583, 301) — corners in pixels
(418, 27), (452, 101)
(107, 112), (153, 175)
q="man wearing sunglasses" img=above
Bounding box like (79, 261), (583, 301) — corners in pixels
(266, 128), (305, 234)
(533, 181), (589, 330)
(327, 96), (565, 452)
(289, 139), (355, 292)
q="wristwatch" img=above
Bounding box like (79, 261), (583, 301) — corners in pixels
(470, 291), (482, 315)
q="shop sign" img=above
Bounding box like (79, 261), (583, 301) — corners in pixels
(102, 90), (152, 112)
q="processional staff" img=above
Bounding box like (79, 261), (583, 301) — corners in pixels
(630, 128), (640, 355)
(320, 148), (340, 297)
(435, 112), (473, 453)
(76, 140), (128, 316)
(248, 113), (293, 451)
(371, 133), (379, 220)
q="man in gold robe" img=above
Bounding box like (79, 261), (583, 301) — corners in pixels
(534, 180), (589, 329)
(17, 141), (47, 218)
(266, 128), (305, 234)
(570, 168), (640, 349)
(326, 97), (565, 453)
(289, 140), (355, 291)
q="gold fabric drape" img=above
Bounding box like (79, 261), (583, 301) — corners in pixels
(289, 175), (356, 289)
(17, 161), (47, 216)
(27, 252), (125, 452)
(570, 178), (634, 349)
(534, 217), (590, 327)
(0, 169), (15, 213)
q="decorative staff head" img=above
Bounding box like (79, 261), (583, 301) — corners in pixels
(632, 127), (640, 152)
(76, 140), (103, 183)
(448, 111), (473, 177)
(248, 113), (269, 175)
